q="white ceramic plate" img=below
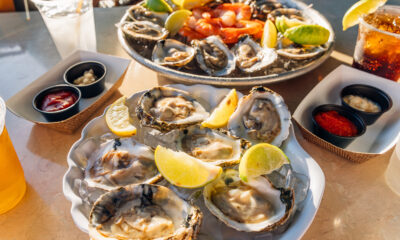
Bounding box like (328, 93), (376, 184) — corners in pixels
(293, 65), (400, 154)
(63, 84), (325, 239)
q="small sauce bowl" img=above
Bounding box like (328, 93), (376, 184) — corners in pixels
(340, 84), (392, 125)
(64, 61), (107, 98)
(32, 84), (81, 122)
(312, 104), (366, 148)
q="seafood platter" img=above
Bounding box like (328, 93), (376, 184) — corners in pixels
(117, 0), (335, 85)
(63, 84), (325, 239)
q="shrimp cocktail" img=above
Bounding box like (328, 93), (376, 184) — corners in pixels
(118, 0), (331, 78)
(343, 0), (400, 82)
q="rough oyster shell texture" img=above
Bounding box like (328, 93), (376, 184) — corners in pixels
(89, 184), (202, 240)
(136, 86), (209, 132)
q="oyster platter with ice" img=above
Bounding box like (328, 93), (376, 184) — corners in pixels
(117, 0), (334, 85)
(63, 84), (322, 239)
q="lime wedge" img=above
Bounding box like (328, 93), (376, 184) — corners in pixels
(144, 0), (173, 12)
(239, 143), (289, 182)
(261, 19), (278, 48)
(202, 89), (238, 129)
(105, 96), (137, 137)
(342, 0), (387, 31)
(172, 0), (212, 10)
(165, 10), (192, 35)
(283, 25), (330, 45)
(155, 146), (222, 188)
(275, 15), (305, 33)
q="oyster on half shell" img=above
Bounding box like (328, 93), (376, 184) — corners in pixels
(176, 126), (245, 167)
(136, 86), (209, 132)
(127, 5), (168, 26)
(203, 169), (295, 232)
(228, 86), (291, 146)
(84, 138), (161, 190)
(89, 184), (202, 240)
(152, 39), (196, 67)
(277, 35), (326, 60)
(192, 36), (236, 76)
(119, 21), (169, 42)
(232, 35), (277, 73)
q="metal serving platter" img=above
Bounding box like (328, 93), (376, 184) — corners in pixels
(117, 0), (335, 86)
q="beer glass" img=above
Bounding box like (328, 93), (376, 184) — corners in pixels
(0, 97), (26, 214)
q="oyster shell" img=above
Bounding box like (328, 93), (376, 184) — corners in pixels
(127, 5), (168, 26)
(84, 138), (161, 190)
(89, 184), (202, 240)
(203, 169), (295, 232)
(232, 35), (277, 73)
(176, 126), (244, 166)
(228, 86), (291, 146)
(152, 39), (196, 67)
(120, 21), (169, 42)
(192, 36), (236, 76)
(136, 86), (209, 132)
(277, 36), (325, 59)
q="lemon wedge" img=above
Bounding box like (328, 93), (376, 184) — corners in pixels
(172, 0), (212, 10)
(342, 0), (387, 31)
(275, 15), (305, 33)
(261, 19), (278, 48)
(165, 10), (192, 35)
(155, 146), (222, 188)
(201, 89), (238, 129)
(105, 96), (137, 137)
(239, 143), (289, 182)
(144, 0), (173, 12)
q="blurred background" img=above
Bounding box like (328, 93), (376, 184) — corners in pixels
(0, 0), (141, 12)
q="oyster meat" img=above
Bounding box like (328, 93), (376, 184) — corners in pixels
(176, 126), (244, 166)
(192, 36), (236, 76)
(84, 138), (161, 190)
(203, 169), (295, 232)
(232, 35), (277, 73)
(89, 184), (202, 240)
(152, 39), (196, 67)
(119, 21), (169, 42)
(228, 86), (291, 146)
(127, 5), (168, 26)
(136, 86), (209, 131)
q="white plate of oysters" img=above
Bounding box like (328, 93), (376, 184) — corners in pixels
(63, 84), (325, 240)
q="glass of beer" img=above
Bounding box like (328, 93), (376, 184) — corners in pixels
(352, 5), (400, 82)
(0, 97), (26, 214)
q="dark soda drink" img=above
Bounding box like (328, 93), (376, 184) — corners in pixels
(353, 6), (400, 82)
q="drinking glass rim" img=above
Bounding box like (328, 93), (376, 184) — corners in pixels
(358, 5), (400, 39)
(0, 97), (5, 135)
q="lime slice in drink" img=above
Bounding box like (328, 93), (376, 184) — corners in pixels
(172, 0), (213, 10)
(155, 146), (222, 188)
(283, 25), (330, 45)
(275, 15), (305, 33)
(261, 19), (278, 48)
(105, 96), (137, 137)
(165, 10), (192, 35)
(342, 0), (387, 31)
(239, 143), (289, 182)
(144, 0), (173, 12)
(202, 89), (238, 128)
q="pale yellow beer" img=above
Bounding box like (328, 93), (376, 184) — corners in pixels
(0, 98), (26, 214)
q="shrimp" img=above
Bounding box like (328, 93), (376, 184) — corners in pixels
(220, 20), (263, 43)
(178, 26), (207, 41)
(214, 3), (252, 21)
(194, 18), (221, 37)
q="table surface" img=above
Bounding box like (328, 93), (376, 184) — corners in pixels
(1, 1), (400, 239)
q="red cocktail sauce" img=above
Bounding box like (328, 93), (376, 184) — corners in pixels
(40, 90), (78, 112)
(314, 110), (358, 137)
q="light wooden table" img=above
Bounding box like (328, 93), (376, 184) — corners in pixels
(1, 2), (400, 240)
